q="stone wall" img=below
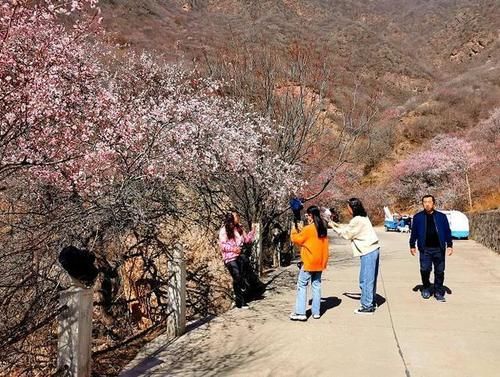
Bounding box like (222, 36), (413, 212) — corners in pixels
(467, 210), (500, 253)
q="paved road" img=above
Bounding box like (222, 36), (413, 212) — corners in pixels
(121, 228), (500, 377)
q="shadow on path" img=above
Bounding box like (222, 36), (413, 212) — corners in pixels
(412, 284), (453, 294)
(342, 292), (387, 307)
(120, 314), (218, 377)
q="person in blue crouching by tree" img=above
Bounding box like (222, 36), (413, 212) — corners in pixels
(410, 195), (453, 302)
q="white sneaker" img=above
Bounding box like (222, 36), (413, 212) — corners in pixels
(312, 314), (321, 319)
(289, 313), (307, 321)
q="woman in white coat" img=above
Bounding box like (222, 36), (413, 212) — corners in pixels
(330, 198), (380, 315)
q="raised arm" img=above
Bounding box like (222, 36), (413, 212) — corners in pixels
(291, 226), (308, 246)
(243, 228), (255, 244)
(331, 218), (361, 240)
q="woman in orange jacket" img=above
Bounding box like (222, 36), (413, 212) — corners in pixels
(290, 205), (329, 321)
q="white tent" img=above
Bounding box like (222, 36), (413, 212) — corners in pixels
(383, 206), (393, 220)
(441, 210), (469, 239)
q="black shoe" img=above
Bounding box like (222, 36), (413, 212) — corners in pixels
(235, 301), (249, 309)
(354, 306), (375, 315)
(434, 293), (446, 302)
(421, 288), (432, 299)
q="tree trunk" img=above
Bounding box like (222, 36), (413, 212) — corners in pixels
(465, 171), (473, 211)
(253, 222), (263, 276)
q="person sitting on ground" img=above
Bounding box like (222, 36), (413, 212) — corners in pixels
(289, 205), (329, 321)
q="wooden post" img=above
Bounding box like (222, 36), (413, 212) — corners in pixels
(57, 285), (93, 377)
(166, 244), (186, 337)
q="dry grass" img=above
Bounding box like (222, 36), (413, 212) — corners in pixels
(471, 191), (500, 213)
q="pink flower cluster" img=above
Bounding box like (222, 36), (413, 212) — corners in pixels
(1, 1), (302, 204)
(392, 135), (483, 206)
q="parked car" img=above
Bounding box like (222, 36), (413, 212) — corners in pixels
(383, 206), (411, 233)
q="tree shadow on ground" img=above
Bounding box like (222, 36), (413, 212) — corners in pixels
(342, 292), (386, 308)
(412, 285), (453, 294)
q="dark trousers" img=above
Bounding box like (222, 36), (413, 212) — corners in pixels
(225, 258), (245, 307)
(419, 247), (445, 295)
(225, 255), (255, 307)
(226, 255), (263, 307)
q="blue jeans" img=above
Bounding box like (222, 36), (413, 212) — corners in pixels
(359, 248), (380, 309)
(295, 268), (322, 316)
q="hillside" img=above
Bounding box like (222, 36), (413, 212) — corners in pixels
(100, 0), (499, 76)
(99, 0), (500, 211)
(1, 2), (498, 375)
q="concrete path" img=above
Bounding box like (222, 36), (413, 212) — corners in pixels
(120, 228), (500, 377)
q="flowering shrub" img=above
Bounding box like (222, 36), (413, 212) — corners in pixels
(1, 0), (302, 202)
(392, 135), (482, 209)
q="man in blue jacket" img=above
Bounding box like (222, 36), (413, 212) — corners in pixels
(410, 195), (453, 301)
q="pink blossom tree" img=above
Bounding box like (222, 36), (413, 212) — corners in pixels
(1, 1), (304, 373)
(468, 108), (500, 185)
(392, 135), (482, 210)
(1, 0), (301, 209)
